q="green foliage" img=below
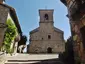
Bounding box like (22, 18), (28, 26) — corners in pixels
(3, 18), (17, 53)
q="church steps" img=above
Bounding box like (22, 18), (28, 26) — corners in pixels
(5, 54), (63, 64)
(5, 60), (62, 64)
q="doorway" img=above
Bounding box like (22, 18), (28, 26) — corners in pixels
(47, 47), (52, 53)
(80, 26), (85, 49)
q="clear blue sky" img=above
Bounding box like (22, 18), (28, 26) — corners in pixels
(6, 0), (71, 44)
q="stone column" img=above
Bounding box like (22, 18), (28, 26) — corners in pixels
(13, 34), (21, 54)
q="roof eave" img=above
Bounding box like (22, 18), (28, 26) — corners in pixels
(54, 27), (64, 34)
(30, 27), (39, 34)
(0, 3), (22, 35)
(60, 0), (67, 6)
(9, 8), (22, 34)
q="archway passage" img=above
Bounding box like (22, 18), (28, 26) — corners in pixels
(47, 47), (52, 53)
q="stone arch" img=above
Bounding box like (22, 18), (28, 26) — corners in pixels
(47, 47), (52, 53)
(44, 14), (49, 20)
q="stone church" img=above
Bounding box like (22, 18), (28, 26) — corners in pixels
(28, 9), (65, 53)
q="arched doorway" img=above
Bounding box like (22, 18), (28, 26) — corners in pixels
(47, 47), (52, 53)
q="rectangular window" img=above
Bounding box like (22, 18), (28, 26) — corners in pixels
(48, 35), (51, 39)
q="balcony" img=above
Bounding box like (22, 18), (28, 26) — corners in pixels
(70, 1), (85, 21)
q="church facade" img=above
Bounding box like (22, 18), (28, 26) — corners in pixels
(28, 9), (65, 53)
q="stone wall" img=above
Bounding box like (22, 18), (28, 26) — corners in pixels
(0, 5), (9, 48)
(29, 27), (65, 53)
(29, 9), (65, 54)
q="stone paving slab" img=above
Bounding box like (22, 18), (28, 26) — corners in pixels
(0, 52), (7, 64)
(5, 53), (64, 64)
(6, 53), (59, 61)
(5, 61), (40, 64)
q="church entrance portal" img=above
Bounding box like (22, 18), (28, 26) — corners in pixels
(47, 47), (52, 53)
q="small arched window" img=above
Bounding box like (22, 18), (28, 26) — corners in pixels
(44, 14), (49, 20)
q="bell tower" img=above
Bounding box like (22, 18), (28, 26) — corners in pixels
(39, 9), (54, 23)
(39, 9), (54, 33)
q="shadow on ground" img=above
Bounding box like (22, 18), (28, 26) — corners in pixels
(7, 58), (63, 64)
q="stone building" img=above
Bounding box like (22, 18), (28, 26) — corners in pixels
(28, 9), (65, 53)
(60, 0), (85, 64)
(0, 0), (22, 54)
(59, 36), (75, 64)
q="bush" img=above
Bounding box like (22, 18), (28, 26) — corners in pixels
(2, 18), (17, 53)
